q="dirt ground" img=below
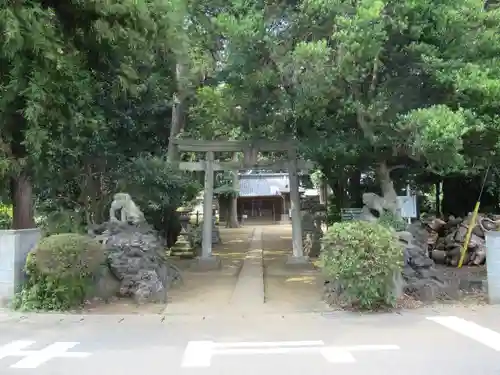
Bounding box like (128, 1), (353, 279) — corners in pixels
(164, 227), (255, 315)
(84, 225), (329, 315)
(84, 227), (254, 315)
(262, 225), (328, 312)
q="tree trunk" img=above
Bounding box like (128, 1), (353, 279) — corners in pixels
(376, 161), (398, 214)
(167, 62), (187, 163)
(11, 172), (35, 229)
(228, 195), (239, 228)
(349, 169), (363, 207)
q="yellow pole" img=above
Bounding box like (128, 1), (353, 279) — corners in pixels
(457, 201), (481, 268)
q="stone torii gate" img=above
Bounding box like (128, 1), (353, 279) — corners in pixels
(171, 139), (313, 269)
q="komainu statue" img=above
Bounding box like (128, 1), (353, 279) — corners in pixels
(109, 192), (145, 224)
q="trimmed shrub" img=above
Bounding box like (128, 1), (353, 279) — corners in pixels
(13, 233), (106, 311)
(320, 220), (404, 310)
(378, 210), (408, 231)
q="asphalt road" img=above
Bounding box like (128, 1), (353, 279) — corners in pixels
(1, 307), (500, 375)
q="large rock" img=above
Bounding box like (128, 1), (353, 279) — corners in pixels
(397, 222), (447, 300)
(89, 221), (169, 304)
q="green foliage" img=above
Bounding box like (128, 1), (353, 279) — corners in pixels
(39, 209), (86, 237)
(0, 0), (181, 228)
(117, 155), (200, 209)
(378, 210), (408, 232)
(326, 195), (341, 225)
(309, 170), (324, 189)
(0, 204), (12, 229)
(116, 154), (200, 241)
(13, 234), (105, 311)
(214, 171), (238, 198)
(320, 221), (403, 310)
(201, 0), (500, 197)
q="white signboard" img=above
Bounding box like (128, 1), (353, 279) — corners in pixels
(397, 195), (417, 218)
(239, 176), (289, 197)
(181, 340), (399, 368)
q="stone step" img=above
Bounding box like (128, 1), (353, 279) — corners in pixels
(229, 228), (265, 308)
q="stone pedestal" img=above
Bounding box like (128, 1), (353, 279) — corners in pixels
(285, 254), (310, 267)
(0, 228), (41, 306)
(190, 255), (221, 271)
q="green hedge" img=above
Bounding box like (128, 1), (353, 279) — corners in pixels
(320, 220), (404, 310)
(13, 233), (105, 311)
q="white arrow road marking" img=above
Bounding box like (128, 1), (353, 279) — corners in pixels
(0, 341), (91, 369)
(427, 316), (500, 351)
(181, 340), (400, 367)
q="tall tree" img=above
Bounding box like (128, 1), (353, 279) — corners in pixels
(0, 0), (178, 228)
(207, 0), (500, 213)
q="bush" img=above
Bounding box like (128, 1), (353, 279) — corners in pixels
(320, 220), (404, 310)
(38, 209), (86, 236)
(326, 195), (341, 225)
(0, 204), (12, 229)
(13, 233), (106, 311)
(378, 210), (408, 231)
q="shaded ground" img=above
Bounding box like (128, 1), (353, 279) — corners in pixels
(262, 225), (327, 312)
(433, 264), (487, 305)
(84, 227), (254, 315)
(84, 225), (327, 315)
(164, 227), (255, 315)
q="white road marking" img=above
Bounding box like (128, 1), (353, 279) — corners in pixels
(319, 347), (356, 363)
(213, 340), (324, 348)
(0, 341), (91, 369)
(0, 341), (36, 360)
(427, 316), (500, 351)
(181, 340), (400, 368)
(181, 341), (214, 368)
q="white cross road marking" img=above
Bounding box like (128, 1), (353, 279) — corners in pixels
(181, 340), (400, 368)
(0, 340), (91, 369)
(427, 316), (500, 351)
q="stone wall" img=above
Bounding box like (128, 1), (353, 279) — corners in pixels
(0, 229), (41, 306)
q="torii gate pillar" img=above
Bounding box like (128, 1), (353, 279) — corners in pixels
(286, 148), (308, 265)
